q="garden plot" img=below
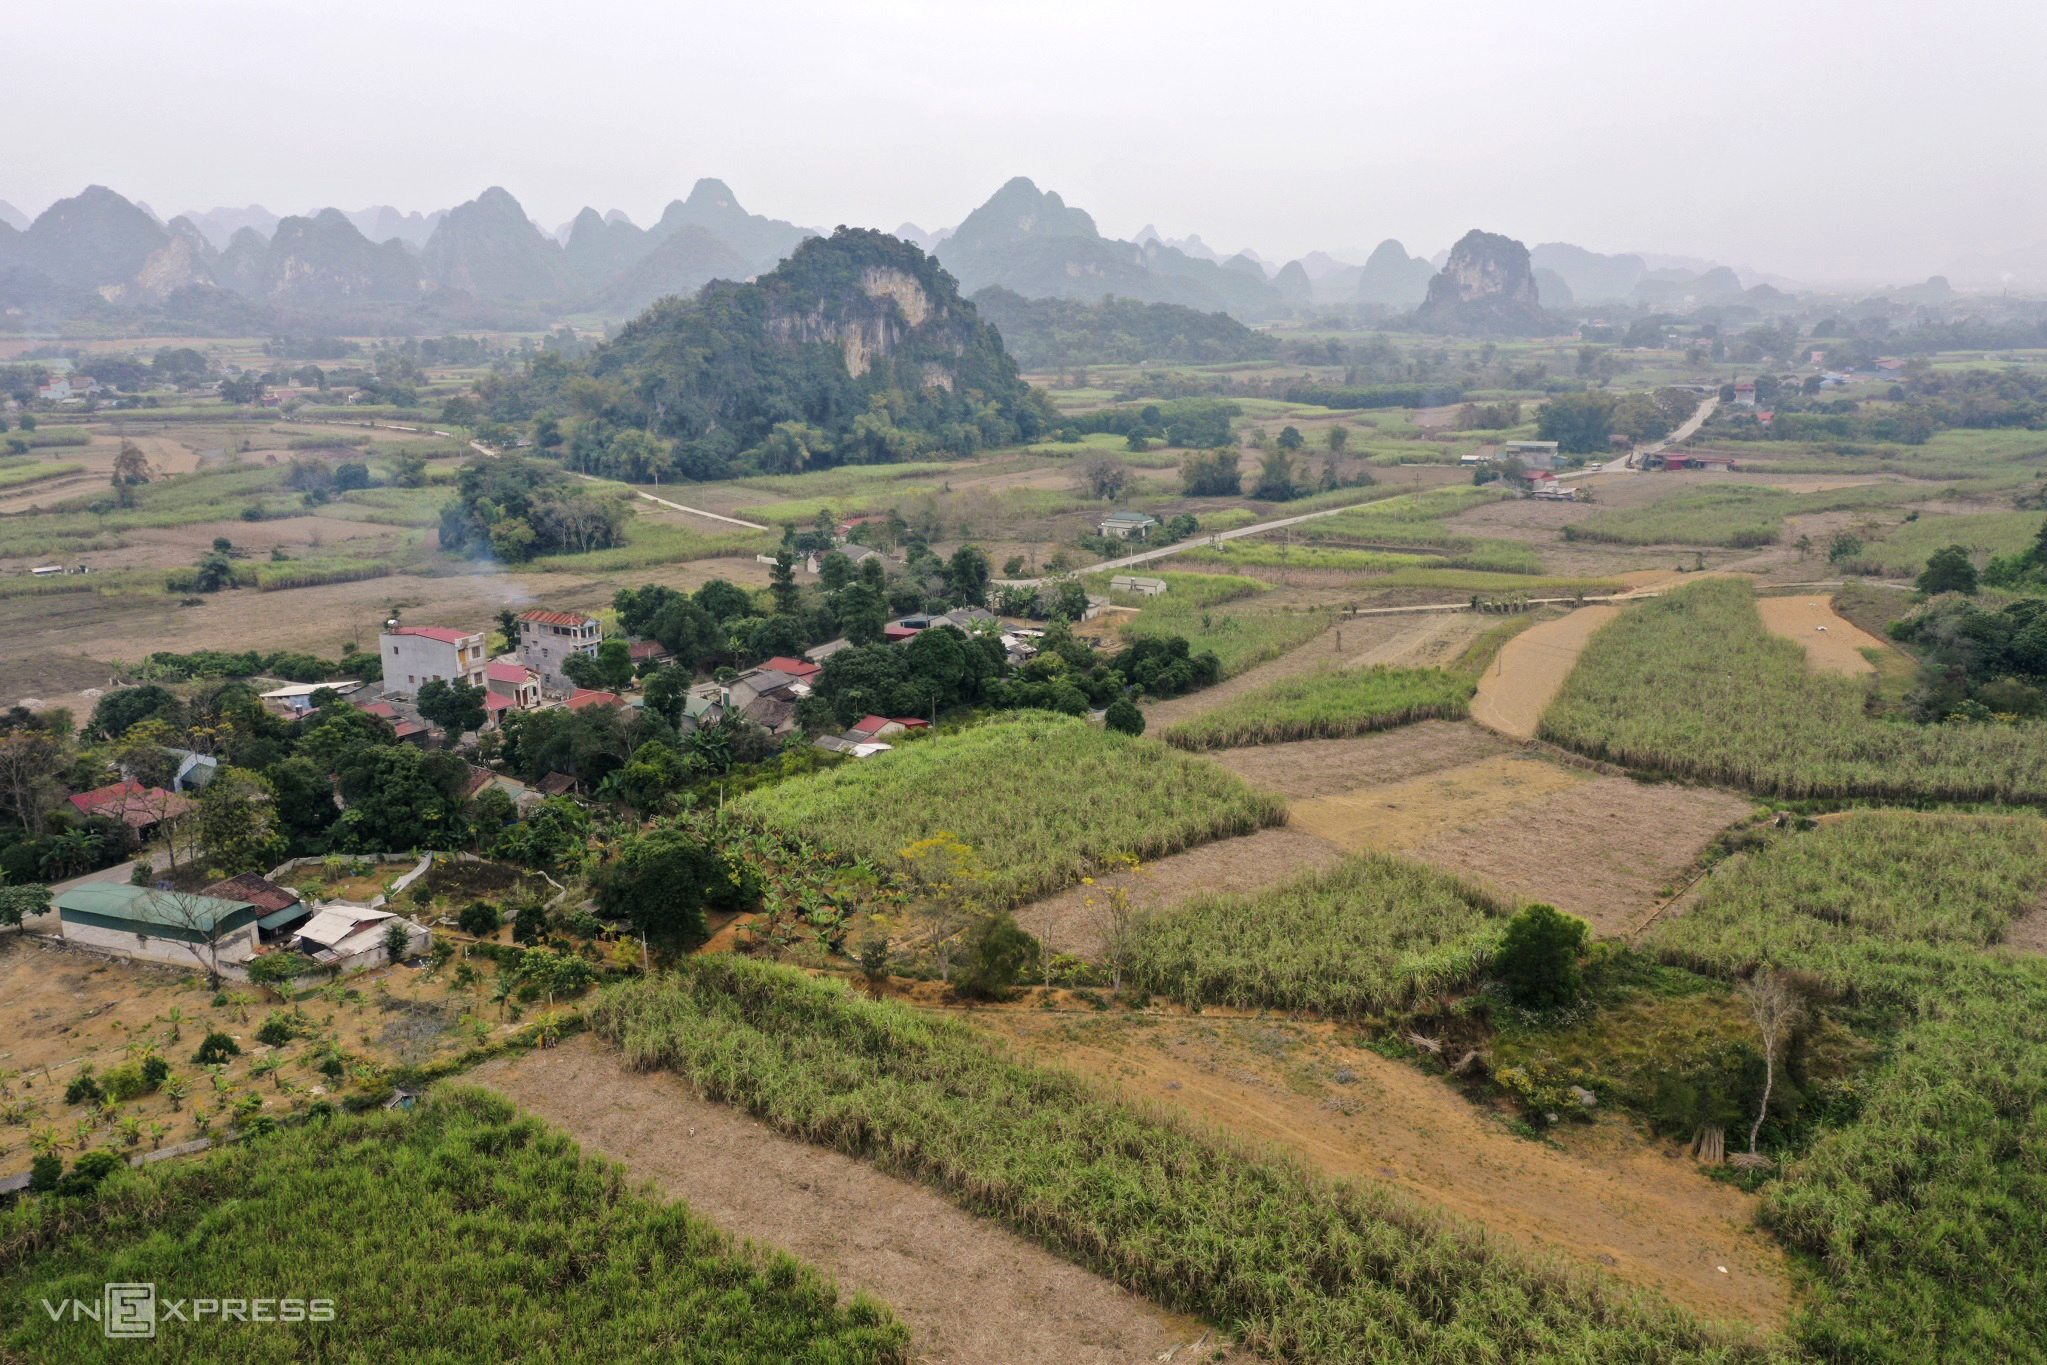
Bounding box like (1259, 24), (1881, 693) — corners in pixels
(471, 1035), (1234, 1365)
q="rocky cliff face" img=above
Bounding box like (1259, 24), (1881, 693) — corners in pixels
(259, 209), (425, 304)
(1413, 230), (1550, 335)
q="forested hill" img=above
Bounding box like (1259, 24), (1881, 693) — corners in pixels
(970, 287), (1279, 368)
(480, 228), (1048, 482)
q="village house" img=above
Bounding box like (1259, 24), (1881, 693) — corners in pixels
(67, 781), (193, 839)
(1502, 440), (1560, 469)
(259, 680), (362, 715)
(292, 903), (428, 973)
(200, 873), (309, 941)
(483, 659), (541, 723)
(517, 609), (602, 693)
(379, 626), (487, 698)
(1109, 574), (1168, 597)
(1098, 511), (1161, 540)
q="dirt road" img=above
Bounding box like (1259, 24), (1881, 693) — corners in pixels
(471, 1037), (1236, 1365)
(1468, 605), (1620, 739)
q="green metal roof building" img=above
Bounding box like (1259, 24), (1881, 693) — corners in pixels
(55, 883), (260, 962)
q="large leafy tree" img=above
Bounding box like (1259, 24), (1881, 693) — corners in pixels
(333, 746), (472, 851)
(195, 766), (286, 876)
(591, 825), (760, 949)
(416, 679), (488, 738)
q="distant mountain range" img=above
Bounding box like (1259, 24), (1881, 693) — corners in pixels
(1, 176), (1885, 337)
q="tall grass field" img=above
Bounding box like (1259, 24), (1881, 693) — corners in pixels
(0, 1088), (907, 1363)
(730, 712), (1284, 906)
(1160, 665), (1475, 750)
(1540, 578), (2047, 803)
(590, 960), (1766, 1365)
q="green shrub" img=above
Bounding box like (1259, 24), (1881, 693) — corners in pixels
(956, 913), (1038, 1000)
(1103, 697), (1145, 736)
(27, 1154), (61, 1193)
(1493, 904), (1589, 1009)
(100, 1063), (151, 1102)
(140, 1055), (170, 1089)
(457, 901), (502, 936)
(56, 1148), (125, 1196)
(193, 1031), (242, 1065)
(63, 1071), (103, 1107)
(255, 1015), (298, 1047)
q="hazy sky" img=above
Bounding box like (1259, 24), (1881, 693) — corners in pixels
(8, 0), (2043, 286)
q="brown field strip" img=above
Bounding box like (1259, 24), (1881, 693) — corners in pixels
(1287, 754), (1588, 852)
(1754, 594), (1890, 676)
(471, 1036), (1238, 1365)
(1468, 605), (1619, 740)
(972, 1013), (1792, 1337)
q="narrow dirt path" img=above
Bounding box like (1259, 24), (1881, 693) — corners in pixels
(470, 1037), (1239, 1365)
(972, 1013), (1791, 1337)
(1469, 605), (1620, 740)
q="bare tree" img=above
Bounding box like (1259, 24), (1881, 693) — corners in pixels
(1075, 453), (1129, 502)
(134, 887), (246, 989)
(1739, 969), (1805, 1156)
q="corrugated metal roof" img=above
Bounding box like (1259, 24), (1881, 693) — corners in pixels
(55, 884), (254, 932)
(519, 609), (597, 628)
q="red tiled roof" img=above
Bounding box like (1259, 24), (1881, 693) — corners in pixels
(71, 783), (192, 829)
(201, 874), (300, 915)
(484, 660), (532, 684)
(356, 701), (398, 720)
(848, 714), (892, 735)
(564, 689), (626, 711)
(883, 625), (919, 642)
(519, 609), (597, 628)
(463, 765), (497, 797)
(483, 692), (515, 712)
(389, 626), (475, 645)
(761, 656), (820, 679)
(536, 772), (577, 796)
(392, 720), (429, 739)
(69, 780), (145, 815)
(627, 640), (667, 660)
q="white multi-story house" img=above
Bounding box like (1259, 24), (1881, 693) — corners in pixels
(380, 626), (487, 697)
(517, 609), (601, 693)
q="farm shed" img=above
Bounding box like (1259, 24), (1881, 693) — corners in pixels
(295, 904), (428, 971)
(1098, 511), (1161, 539)
(201, 873), (308, 940)
(1110, 575), (1168, 596)
(54, 883), (259, 968)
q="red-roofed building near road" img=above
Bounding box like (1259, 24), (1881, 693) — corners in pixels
(517, 609), (601, 694)
(564, 689), (626, 712)
(379, 625), (487, 698)
(484, 660), (540, 711)
(67, 781), (194, 833)
(760, 656), (821, 682)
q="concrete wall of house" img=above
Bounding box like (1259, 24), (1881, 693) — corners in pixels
(518, 619), (600, 693)
(60, 920), (257, 968)
(381, 633), (486, 697)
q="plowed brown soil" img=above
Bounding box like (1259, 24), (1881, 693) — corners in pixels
(1755, 595), (1889, 676)
(971, 1013), (1792, 1337)
(470, 1036), (1240, 1365)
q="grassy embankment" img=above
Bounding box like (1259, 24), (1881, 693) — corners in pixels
(1105, 571), (1334, 676)
(0, 1087), (908, 1363)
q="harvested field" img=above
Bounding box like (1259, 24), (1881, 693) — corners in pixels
(1016, 826), (1348, 959)
(471, 1036), (1231, 1365)
(1404, 776), (1754, 935)
(1754, 594), (1888, 676)
(1469, 605), (1619, 740)
(1287, 754), (1587, 853)
(1202, 722), (1514, 802)
(971, 1012), (1792, 1336)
